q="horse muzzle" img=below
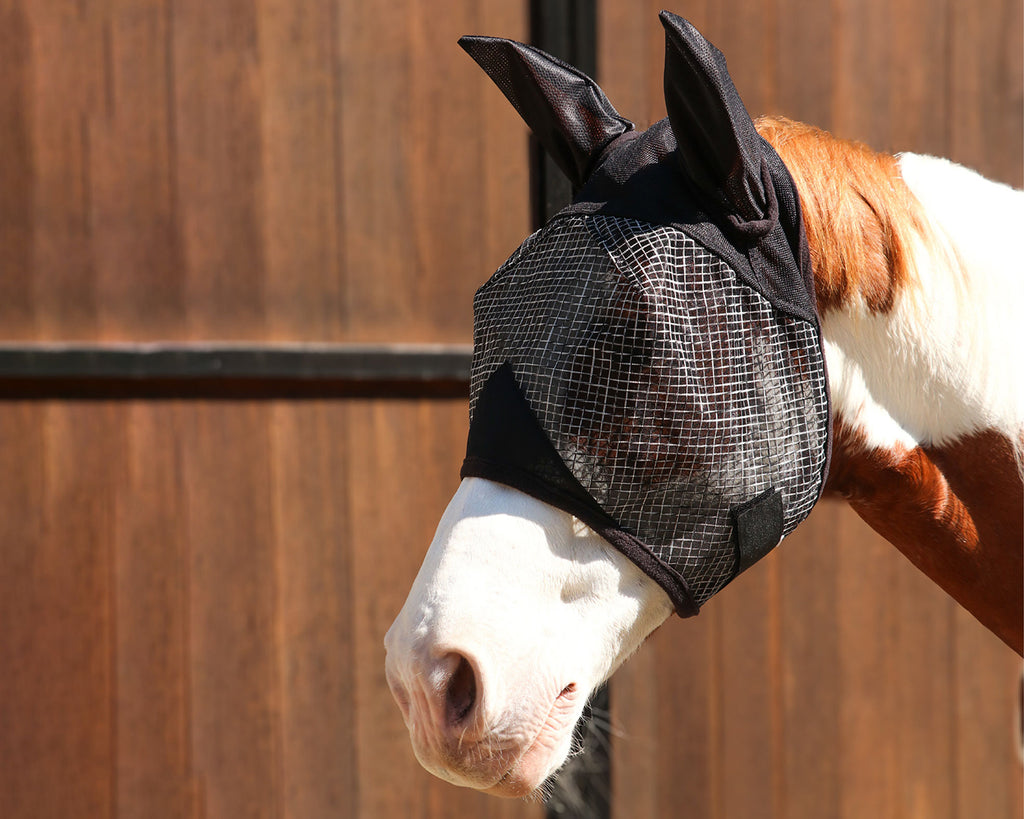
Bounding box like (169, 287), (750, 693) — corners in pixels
(383, 636), (582, 797)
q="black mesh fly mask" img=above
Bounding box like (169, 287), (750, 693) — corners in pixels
(459, 12), (831, 615)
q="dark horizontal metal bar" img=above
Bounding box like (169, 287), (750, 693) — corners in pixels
(0, 342), (473, 381)
(0, 342), (473, 399)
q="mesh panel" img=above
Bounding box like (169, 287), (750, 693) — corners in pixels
(469, 215), (828, 604)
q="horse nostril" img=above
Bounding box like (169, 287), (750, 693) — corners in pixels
(444, 654), (478, 727)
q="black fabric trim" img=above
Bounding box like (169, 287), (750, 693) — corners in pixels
(732, 487), (784, 574)
(461, 361), (699, 617)
(461, 457), (699, 617)
(463, 361), (610, 523)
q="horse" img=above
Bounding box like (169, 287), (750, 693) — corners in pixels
(384, 12), (1023, 799)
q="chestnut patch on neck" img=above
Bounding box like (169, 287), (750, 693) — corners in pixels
(825, 422), (1023, 654)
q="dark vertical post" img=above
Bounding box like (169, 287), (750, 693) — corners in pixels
(529, 5), (612, 819)
(529, 0), (597, 229)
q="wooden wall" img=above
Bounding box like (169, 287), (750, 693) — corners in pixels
(0, 0), (529, 344)
(0, 2), (1020, 819)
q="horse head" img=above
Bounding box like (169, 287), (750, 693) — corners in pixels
(385, 12), (833, 796)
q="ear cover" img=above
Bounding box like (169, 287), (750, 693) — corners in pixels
(659, 11), (770, 229)
(459, 35), (634, 189)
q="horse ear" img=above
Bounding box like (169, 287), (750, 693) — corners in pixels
(459, 35), (633, 189)
(659, 11), (768, 223)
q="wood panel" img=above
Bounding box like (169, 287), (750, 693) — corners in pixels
(949, 0), (1024, 185)
(775, 504), (842, 817)
(0, 1), (35, 335)
(0, 0), (530, 343)
(267, 403), (356, 818)
(114, 405), (196, 819)
(0, 404), (120, 817)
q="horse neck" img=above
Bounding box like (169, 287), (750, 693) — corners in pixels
(758, 116), (1024, 654)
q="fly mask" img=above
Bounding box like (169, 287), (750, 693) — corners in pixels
(459, 12), (831, 615)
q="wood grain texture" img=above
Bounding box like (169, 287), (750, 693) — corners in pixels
(0, 1), (35, 335)
(954, 609), (1024, 819)
(775, 503), (842, 819)
(0, 404), (121, 818)
(91, 1), (186, 339)
(336, 1), (531, 344)
(0, 0), (529, 343)
(268, 402), (357, 818)
(113, 405), (195, 819)
(180, 404), (282, 818)
(950, 0), (1024, 184)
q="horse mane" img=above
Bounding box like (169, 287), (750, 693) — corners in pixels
(757, 115), (1024, 654)
(756, 115), (939, 314)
